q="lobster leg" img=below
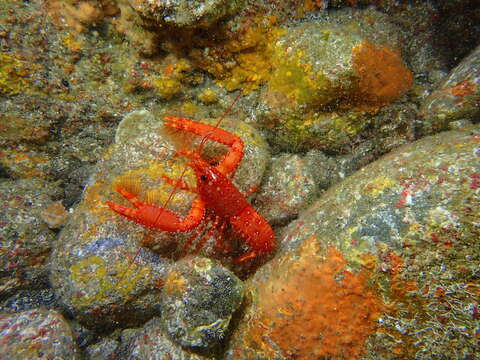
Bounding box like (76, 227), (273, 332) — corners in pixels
(107, 187), (205, 232)
(234, 250), (259, 263)
(164, 116), (245, 176)
(182, 213), (211, 255)
(214, 221), (231, 252)
(243, 185), (258, 197)
(182, 214), (230, 256)
(193, 215), (221, 254)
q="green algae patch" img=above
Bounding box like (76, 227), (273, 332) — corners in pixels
(268, 108), (373, 152)
(268, 46), (339, 109)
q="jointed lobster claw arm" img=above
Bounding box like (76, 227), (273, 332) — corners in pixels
(164, 116), (244, 176)
(106, 187), (205, 232)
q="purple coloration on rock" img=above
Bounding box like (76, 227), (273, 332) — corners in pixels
(0, 309), (79, 359)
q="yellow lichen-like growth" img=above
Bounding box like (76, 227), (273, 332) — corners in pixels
(197, 87), (218, 104)
(164, 269), (187, 295)
(151, 77), (180, 99)
(267, 45), (334, 109)
(192, 17), (285, 92)
(70, 255), (152, 306)
(352, 41), (413, 105)
(363, 176), (397, 197)
(181, 102), (201, 116)
(62, 32), (83, 53)
(149, 58), (194, 99)
(0, 53), (35, 96)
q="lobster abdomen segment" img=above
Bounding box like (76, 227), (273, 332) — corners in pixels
(229, 205), (276, 256)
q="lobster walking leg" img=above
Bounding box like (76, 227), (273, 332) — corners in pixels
(193, 215), (221, 254)
(182, 215), (210, 255)
(213, 221), (230, 252)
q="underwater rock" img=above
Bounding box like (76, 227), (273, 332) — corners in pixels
(304, 139), (387, 193)
(302, 149), (338, 190)
(258, 9), (413, 152)
(0, 178), (62, 295)
(0, 111), (52, 147)
(328, 0), (397, 7)
(120, 317), (212, 359)
(85, 338), (120, 360)
(161, 256), (244, 349)
(395, 2), (448, 81)
(227, 236), (383, 360)
(127, 0), (245, 28)
(0, 309), (80, 359)
(49, 226), (169, 330)
(0, 288), (56, 314)
(419, 44), (480, 135)
(227, 125), (480, 359)
(255, 154), (317, 225)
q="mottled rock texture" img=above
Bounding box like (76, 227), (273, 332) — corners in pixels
(0, 309), (79, 359)
(420, 45), (480, 135)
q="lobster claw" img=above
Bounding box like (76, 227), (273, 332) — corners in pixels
(106, 187), (205, 232)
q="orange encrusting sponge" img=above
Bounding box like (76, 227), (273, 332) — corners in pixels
(352, 41), (413, 106)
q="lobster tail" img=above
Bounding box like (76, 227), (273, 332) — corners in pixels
(230, 206), (276, 258)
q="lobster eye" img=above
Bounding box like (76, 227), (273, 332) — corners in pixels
(200, 175), (208, 182)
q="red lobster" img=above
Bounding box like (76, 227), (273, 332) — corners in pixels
(106, 116), (275, 262)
